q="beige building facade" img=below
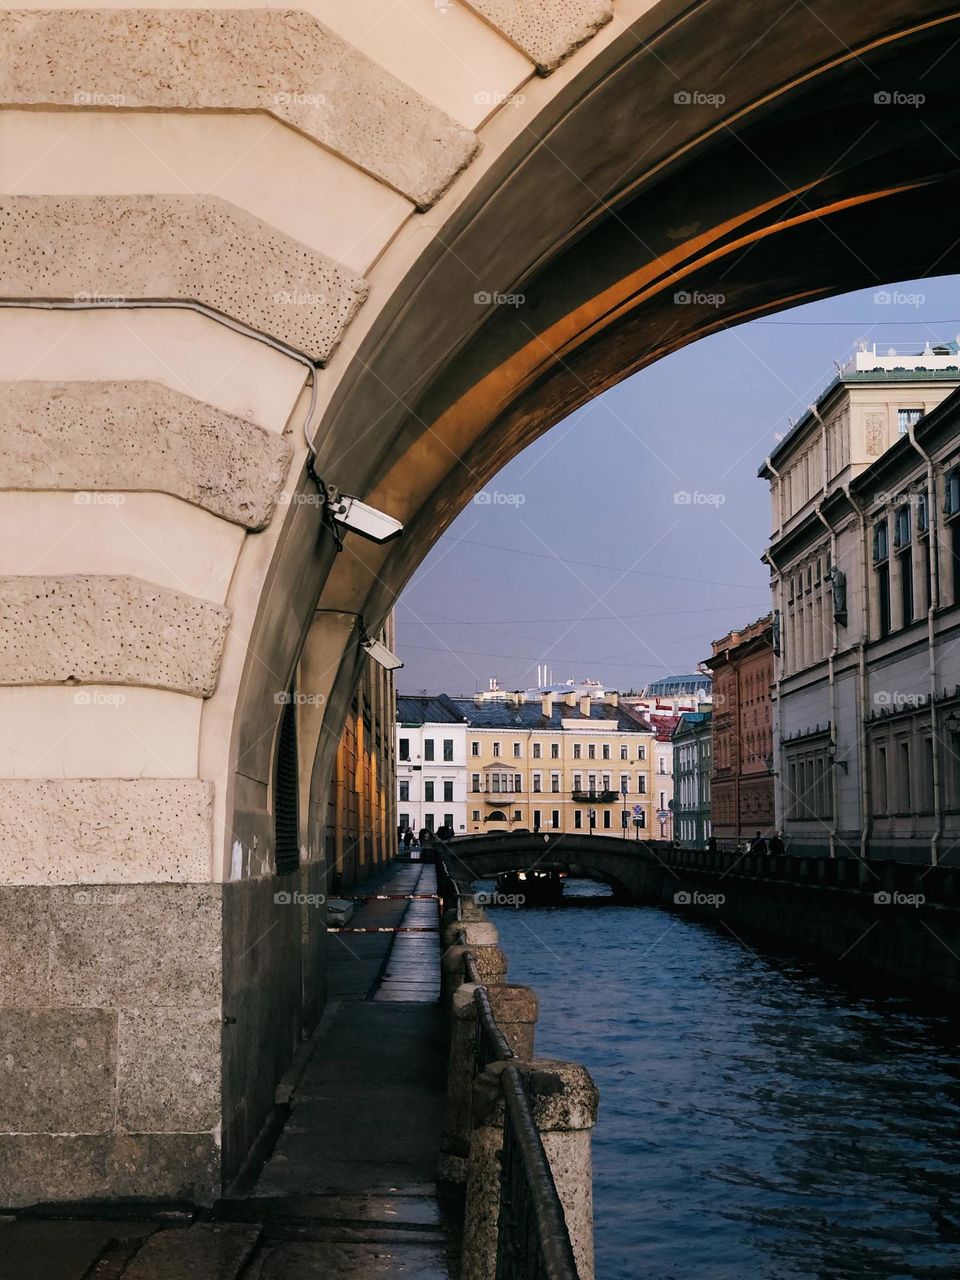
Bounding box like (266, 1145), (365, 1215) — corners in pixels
(459, 692), (656, 837)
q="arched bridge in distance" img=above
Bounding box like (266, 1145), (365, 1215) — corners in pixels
(441, 832), (664, 904)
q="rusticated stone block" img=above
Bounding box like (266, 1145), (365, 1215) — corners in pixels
(468, 0), (612, 72)
(0, 779), (213, 885)
(118, 1006), (221, 1133)
(48, 883), (221, 1008)
(0, 381), (292, 530)
(0, 1008), (117, 1133)
(0, 10), (478, 208)
(0, 1132), (220, 1206)
(0, 576), (229, 696)
(0, 886), (48, 1004)
(0, 195), (367, 363)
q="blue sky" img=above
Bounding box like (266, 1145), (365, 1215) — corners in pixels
(395, 276), (960, 694)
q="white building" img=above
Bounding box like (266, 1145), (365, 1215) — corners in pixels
(759, 343), (960, 862)
(396, 695), (468, 836)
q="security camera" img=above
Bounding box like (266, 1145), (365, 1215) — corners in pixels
(362, 635), (404, 671)
(328, 494), (403, 544)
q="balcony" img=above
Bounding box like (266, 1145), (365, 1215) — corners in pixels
(571, 789), (619, 804)
(482, 791), (519, 803)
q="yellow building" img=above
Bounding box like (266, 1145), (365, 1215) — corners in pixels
(455, 691), (656, 837)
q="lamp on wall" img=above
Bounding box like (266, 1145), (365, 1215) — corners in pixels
(946, 710), (960, 737)
(827, 740), (848, 774)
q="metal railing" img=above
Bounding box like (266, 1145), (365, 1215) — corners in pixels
(437, 854), (580, 1280)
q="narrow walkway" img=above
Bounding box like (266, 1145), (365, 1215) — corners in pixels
(215, 861), (454, 1278)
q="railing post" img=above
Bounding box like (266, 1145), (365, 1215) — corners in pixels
(462, 1059), (599, 1280)
(439, 981), (478, 1184)
(486, 984), (538, 1059)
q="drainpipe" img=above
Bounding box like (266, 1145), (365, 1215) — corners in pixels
(763, 455), (785, 838)
(814, 501), (840, 860)
(906, 422), (943, 866)
(844, 484), (872, 864)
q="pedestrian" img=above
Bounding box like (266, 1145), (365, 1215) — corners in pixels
(706, 835), (718, 854)
(749, 830), (768, 856)
(769, 831), (785, 857)
(403, 828), (413, 853)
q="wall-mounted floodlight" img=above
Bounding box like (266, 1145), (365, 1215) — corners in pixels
(362, 634), (404, 671)
(328, 494), (403, 544)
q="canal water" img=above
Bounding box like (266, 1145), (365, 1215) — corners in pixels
(484, 880), (960, 1280)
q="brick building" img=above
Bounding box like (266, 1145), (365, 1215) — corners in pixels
(706, 615), (775, 845)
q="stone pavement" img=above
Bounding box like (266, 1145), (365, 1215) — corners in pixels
(1, 860), (456, 1279)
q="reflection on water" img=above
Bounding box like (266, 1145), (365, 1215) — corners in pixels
(485, 879), (960, 1280)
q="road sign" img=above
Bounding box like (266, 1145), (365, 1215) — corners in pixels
(656, 809), (670, 820)
(633, 804), (643, 817)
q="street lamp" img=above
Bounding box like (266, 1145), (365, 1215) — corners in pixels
(827, 739), (848, 774)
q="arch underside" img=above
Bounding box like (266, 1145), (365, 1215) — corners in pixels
(3, 0), (960, 1202)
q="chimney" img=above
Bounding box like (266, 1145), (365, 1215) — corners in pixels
(541, 691), (554, 718)
(564, 691), (577, 708)
(579, 694), (591, 717)
(604, 691), (619, 708)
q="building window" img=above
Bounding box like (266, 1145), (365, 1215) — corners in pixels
(400, 812), (409, 829)
(573, 743), (581, 759)
(573, 772), (582, 791)
(425, 813), (435, 831)
(897, 739), (912, 813)
(514, 774), (522, 792)
(472, 773), (480, 792)
(533, 773), (542, 793)
(472, 810), (480, 821)
(620, 745), (628, 760)
(551, 809), (560, 828)
(444, 813), (454, 830)
(874, 744), (888, 815)
(894, 504), (911, 549)
(603, 810), (611, 829)
(513, 810), (522, 822)
(874, 518), (891, 637)
(638, 745), (646, 760)
(637, 775), (646, 793)
(898, 407), (923, 434)
(443, 739), (454, 762)
(424, 781), (434, 801)
(513, 741), (522, 758)
(574, 810), (583, 829)
(587, 744), (596, 760)
(533, 742), (541, 758)
(493, 742), (501, 757)
(443, 780), (453, 802)
(551, 743), (560, 759)
(620, 774), (629, 794)
(399, 738), (410, 761)
(471, 741), (480, 756)
(551, 773), (560, 793)
(533, 809), (542, 829)
(399, 781), (409, 802)
(946, 466), (960, 517)
(602, 744), (611, 760)
(424, 739), (435, 761)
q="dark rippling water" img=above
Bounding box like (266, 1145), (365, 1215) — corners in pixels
(484, 880), (960, 1280)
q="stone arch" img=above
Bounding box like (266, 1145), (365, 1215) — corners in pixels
(5, 0), (960, 1202)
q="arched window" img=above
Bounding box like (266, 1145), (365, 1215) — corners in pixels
(485, 810), (507, 822)
(274, 694), (300, 876)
